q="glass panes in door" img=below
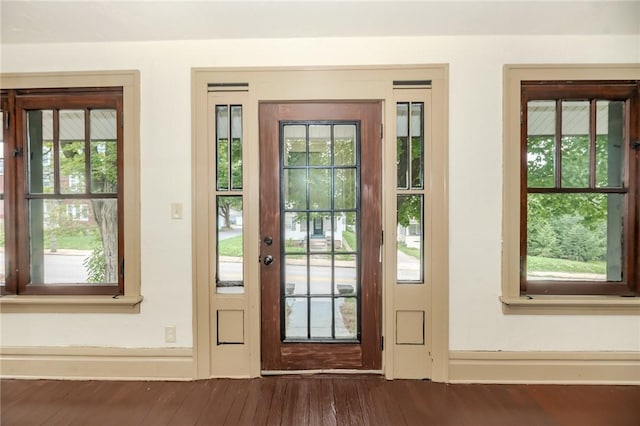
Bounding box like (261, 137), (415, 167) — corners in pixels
(281, 122), (359, 341)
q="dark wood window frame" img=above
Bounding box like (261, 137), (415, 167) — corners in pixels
(520, 80), (639, 296)
(1, 87), (124, 296)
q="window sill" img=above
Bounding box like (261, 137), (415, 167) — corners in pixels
(500, 295), (640, 315)
(0, 295), (143, 313)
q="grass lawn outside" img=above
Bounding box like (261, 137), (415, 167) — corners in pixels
(527, 255), (606, 275)
(218, 235), (243, 257)
(342, 231), (356, 251)
(397, 243), (420, 259)
(45, 234), (98, 251)
(219, 235), (605, 276)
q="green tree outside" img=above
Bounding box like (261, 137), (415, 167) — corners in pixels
(56, 135), (119, 283)
(526, 133), (621, 273)
(217, 137), (243, 229)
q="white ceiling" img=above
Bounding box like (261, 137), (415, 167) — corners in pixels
(1, 1), (639, 44)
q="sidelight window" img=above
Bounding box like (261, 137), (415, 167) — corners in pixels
(396, 102), (425, 283)
(214, 104), (244, 293)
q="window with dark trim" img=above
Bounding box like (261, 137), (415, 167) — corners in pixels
(521, 81), (639, 296)
(1, 87), (124, 296)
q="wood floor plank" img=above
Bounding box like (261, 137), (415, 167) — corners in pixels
(444, 383), (498, 426)
(0, 379), (48, 410)
(165, 380), (217, 426)
(275, 378), (296, 425)
(291, 378), (311, 425)
(2, 377), (639, 426)
(214, 379), (243, 424)
(372, 379), (408, 425)
(0, 380), (75, 426)
(44, 380), (114, 426)
(356, 377), (389, 426)
(135, 382), (181, 423)
(341, 378), (366, 425)
(403, 380), (447, 424)
(246, 377), (277, 426)
(528, 384), (640, 426)
(230, 378), (262, 426)
(219, 379), (253, 426)
(332, 377), (359, 425)
(308, 376), (337, 426)
(93, 381), (155, 426)
(106, 381), (175, 426)
(484, 384), (551, 425)
(140, 381), (195, 426)
(264, 377), (287, 425)
(388, 380), (431, 425)
(61, 381), (118, 426)
(194, 379), (234, 425)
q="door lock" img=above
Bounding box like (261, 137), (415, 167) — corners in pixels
(263, 236), (273, 246)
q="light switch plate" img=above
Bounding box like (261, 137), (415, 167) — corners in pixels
(171, 202), (182, 219)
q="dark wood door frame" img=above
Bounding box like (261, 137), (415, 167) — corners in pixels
(259, 102), (382, 370)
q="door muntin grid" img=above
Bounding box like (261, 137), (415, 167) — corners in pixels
(280, 121), (361, 342)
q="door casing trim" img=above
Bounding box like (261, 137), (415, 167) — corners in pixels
(192, 65), (449, 381)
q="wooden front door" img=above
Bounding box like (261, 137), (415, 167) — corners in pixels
(260, 102), (382, 370)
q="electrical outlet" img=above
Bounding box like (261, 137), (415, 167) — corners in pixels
(164, 326), (176, 343)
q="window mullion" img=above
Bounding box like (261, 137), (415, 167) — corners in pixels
(407, 105), (413, 189)
(630, 92), (640, 290)
(84, 107), (91, 196)
(589, 99), (597, 189)
(15, 99), (31, 294)
(520, 95), (529, 293)
(227, 109), (232, 191)
(52, 109), (61, 195)
(2, 91), (18, 294)
(554, 99), (562, 188)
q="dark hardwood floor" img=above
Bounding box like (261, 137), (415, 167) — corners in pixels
(1, 375), (638, 425)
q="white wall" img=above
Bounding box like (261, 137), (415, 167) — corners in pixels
(1, 35), (639, 351)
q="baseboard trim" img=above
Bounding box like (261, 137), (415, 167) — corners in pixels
(449, 351), (640, 384)
(0, 346), (194, 380)
(4, 348), (638, 383)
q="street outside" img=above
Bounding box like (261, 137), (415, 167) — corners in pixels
(0, 227), (419, 339)
(0, 250), (91, 283)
